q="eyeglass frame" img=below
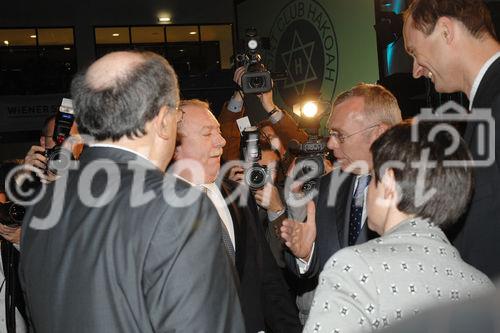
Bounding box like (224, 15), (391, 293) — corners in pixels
(328, 123), (381, 144)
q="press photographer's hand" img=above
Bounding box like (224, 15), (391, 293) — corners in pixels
(254, 183), (284, 213)
(24, 145), (47, 171)
(232, 66), (246, 102)
(0, 224), (21, 245)
(227, 165), (245, 183)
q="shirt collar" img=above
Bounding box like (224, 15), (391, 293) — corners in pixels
(469, 51), (500, 109)
(173, 173), (215, 189)
(89, 143), (151, 162)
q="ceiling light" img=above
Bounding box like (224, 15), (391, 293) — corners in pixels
(112, 33), (120, 37)
(159, 17), (171, 22)
(3, 40), (9, 45)
(30, 35), (37, 39)
(189, 31), (197, 35)
(64, 47), (71, 51)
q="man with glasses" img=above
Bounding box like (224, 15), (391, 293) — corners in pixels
(280, 83), (402, 323)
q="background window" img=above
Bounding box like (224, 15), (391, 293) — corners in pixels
(0, 27), (76, 95)
(201, 25), (233, 70)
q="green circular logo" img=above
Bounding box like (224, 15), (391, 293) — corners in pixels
(269, 0), (339, 107)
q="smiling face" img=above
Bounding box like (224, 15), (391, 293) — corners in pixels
(174, 104), (226, 184)
(403, 16), (461, 93)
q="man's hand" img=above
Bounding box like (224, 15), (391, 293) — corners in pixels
(24, 145), (47, 171)
(257, 89), (276, 113)
(19, 145), (58, 183)
(232, 66), (246, 102)
(280, 201), (316, 261)
(0, 224), (21, 245)
(227, 165), (244, 183)
(254, 183), (284, 213)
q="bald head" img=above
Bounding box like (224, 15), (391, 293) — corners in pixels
(71, 50), (179, 142)
(86, 52), (145, 91)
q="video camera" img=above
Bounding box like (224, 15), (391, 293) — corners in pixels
(0, 201), (25, 228)
(45, 98), (76, 175)
(240, 126), (271, 190)
(235, 28), (272, 94)
(288, 137), (328, 193)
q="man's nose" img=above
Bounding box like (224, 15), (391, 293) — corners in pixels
(215, 132), (226, 148)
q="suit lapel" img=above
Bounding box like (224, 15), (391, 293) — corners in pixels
(465, 57), (500, 144)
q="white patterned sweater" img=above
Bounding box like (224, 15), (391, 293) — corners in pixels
(304, 218), (494, 333)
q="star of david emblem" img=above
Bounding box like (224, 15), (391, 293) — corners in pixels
(281, 30), (318, 95)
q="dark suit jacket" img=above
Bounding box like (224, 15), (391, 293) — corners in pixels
(285, 170), (377, 287)
(19, 147), (243, 333)
(220, 180), (302, 333)
(451, 57), (500, 279)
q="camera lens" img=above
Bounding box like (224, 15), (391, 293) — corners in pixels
(46, 146), (72, 175)
(245, 165), (268, 190)
(249, 76), (265, 89)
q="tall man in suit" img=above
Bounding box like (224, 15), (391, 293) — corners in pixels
(19, 51), (243, 333)
(403, 0), (500, 278)
(280, 83), (402, 321)
(171, 99), (302, 333)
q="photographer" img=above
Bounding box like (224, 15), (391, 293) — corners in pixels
(227, 137), (287, 267)
(21, 113), (79, 184)
(0, 161), (27, 333)
(219, 66), (307, 162)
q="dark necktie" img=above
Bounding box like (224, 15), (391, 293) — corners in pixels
(200, 185), (236, 264)
(348, 174), (371, 246)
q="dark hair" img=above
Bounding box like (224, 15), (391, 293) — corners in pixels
(404, 0), (497, 39)
(371, 120), (473, 227)
(72, 51), (179, 141)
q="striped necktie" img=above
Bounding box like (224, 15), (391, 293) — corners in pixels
(348, 174), (371, 246)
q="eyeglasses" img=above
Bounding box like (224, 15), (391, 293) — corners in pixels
(328, 123), (380, 144)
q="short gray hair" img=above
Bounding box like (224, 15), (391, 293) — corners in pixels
(72, 51), (179, 141)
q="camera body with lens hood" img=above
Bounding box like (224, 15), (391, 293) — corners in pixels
(235, 28), (272, 95)
(240, 126), (271, 190)
(45, 98), (76, 175)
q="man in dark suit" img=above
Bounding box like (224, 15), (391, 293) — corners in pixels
(19, 51), (243, 332)
(280, 84), (402, 321)
(403, 0), (500, 279)
(171, 99), (302, 333)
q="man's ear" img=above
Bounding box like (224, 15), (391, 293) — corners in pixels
(173, 144), (182, 160)
(382, 168), (398, 202)
(373, 123), (389, 141)
(154, 106), (175, 140)
(436, 16), (454, 44)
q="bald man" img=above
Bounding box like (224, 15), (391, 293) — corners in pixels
(19, 51), (243, 333)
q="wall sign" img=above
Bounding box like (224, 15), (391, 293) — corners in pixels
(269, 0), (339, 107)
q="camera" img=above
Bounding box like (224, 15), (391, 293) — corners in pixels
(45, 98), (76, 175)
(0, 201), (25, 228)
(240, 126), (271, 190)
(288, 136), (328, 193)
(236, 28), (272, 94)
